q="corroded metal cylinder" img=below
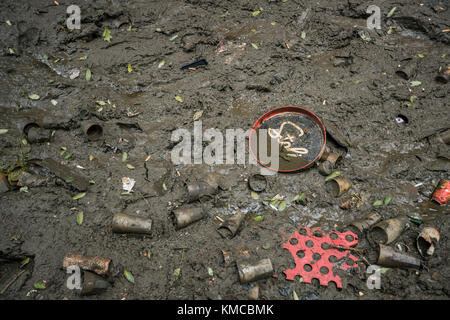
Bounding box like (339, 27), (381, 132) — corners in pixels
(112, 213), (152, 235)
(326, 177), (352, 197)
(62, 254), (111, 275)
(217, 209), (246, 239)
(172, 207), (204, 229)
(369, 215), (409, 245)
(350, 212), (383, 234)
(417, 227), (440, 257)
(435, 66), (450, 84)
(81, 121), (103, 141)
(237, 258), (273, 283)
(377, 244), (421, 269)
(80, 271), (110, 296)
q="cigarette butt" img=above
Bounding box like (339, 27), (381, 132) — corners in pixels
(145, 155), (151, 162)
(216, 216), (224, 222)
(286, 43), (290, 49)
(188, 67), (196, 71)
(443, 29), (450, 33)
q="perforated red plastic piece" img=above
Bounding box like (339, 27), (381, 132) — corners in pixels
(283, 226), (359, 288)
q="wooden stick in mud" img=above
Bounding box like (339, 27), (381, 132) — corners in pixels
(329, 244), (364, 253)
(0, 269), (27, 295)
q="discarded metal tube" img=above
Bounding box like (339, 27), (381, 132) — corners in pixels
(81, 121), (103, 141)
(62, 254), (111, 275)
(80, 271), (110, 296)
(350, 212), (382, 234)
(172, 207), (204, 229)
(377, 244), (421, 269)
(320, 153), (341, 167)
(395, 60), (417, 80)
(326, 177), (352, 197)
(237, 258), (273, 283)
(430, 179), (450, 205)
(186, 181), (217, 202)
(318, 160), (333, 176)
(217, 209), (246, 239)
(435, 66), (450, 84)
(417, 227), (440, 257)
(26, 125), (51, 144)
(369, 215), (409, 245)
(112, 213), (152, 235)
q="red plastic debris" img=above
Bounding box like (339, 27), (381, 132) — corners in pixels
(283, 226), (359, 288)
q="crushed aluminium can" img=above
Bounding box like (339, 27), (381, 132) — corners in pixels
(431, 179), (450, 205)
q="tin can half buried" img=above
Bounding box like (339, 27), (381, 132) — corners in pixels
(249, 106), (326, 172)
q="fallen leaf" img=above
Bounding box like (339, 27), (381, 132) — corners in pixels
(122, 152), (127, 162)
(79, 56), (87, 61)
(19, 186), (29, 193)
(34, 282), (46, 289)
(253, 215), (264, 222)
(20, 257), (30, 268)
(155, 27), (162, 32)
(22, 139), (27, 145)
(271, 22), (277, 26)
(146, 249), (151, 260)
(77, 211), (83, 225)
(72, 192), (86, 200)
(373, 200), (383, 206)
(0, 129), (8, 134)
(278, 200), (287, 211)
(417, 53), (425, 58)
(325, 171), (341, 182)
(6, 20), (12, 26)
(169, 34), (178, 41)
(410, 81), (421, 87)
(28, 94), (40, 100)
(207, 267), (214, 277)
(387, 7), (397, 18)
(103, 28), (112, 42)
(158, 60), (165, 69)
(89, 155), (94, 161)
(251, 43), (259, 50)
(128, 64), (133, 73)
(252, 10), (261, 17)
(126, 164), (135, 170)
(193, 110), (203, 121)
(65, 176), (74, 183)
(162, 183), (167, 191)
(124, 269), (135, 283)
(220, 12), (229, 18)
(9, 48), (15, 55)
(251, 191), (259, 200)
(89, 180), (95, 184)
(384, 195), (392, 205)
(64, 153), (72, 160)
(293, 290), (299, 300)
(96, 101), (106, 106)
(86, 68), (91, 82)
(173, 267), (181, 279)
(175, 95), (184, 103)
(301, 31), (306, 39)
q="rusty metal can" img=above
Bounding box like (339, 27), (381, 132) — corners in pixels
(62, 254), (111, 275)
(81, 121), (103, 141)
(112, 213), (152, 235)
(350, 211), (383, 234)
(237, 258), (273, 283)
(80, 271), (110, 296)
(430, 179), (450, 205)
(417, 227), (440, 257)
(368, 215), (409, 245)
(326, 176), (352, 197)
(320, 153), (341, 167)
(217, 209), (246, 239)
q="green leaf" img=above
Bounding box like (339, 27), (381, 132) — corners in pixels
(34, 282), (46, 289)
(410, 81), (421, 87)
(253, 215), (264, 222)
(220, 12), (229, 18)
(271, 22), (277, 26)
(387, 7), (397, 18)
(293, 290), (299, 300)
(207, 267), (214, 277)
(193, 110), (203, 121)
(175, 95), (184, 103)
(173, 267), (181, 279)
(89, 180), (95, 184)
(72, 192), (86, 200)
(262, 243), (270, 250)
(379, 267), (390, 275)
(158, 60), (165, 69)
(169, 34), (178, 41)
(22, 139), (27, 145)
(79, 56), (87, 61)
(373, 200), (383, 206)
(19, 186), (29, 193)
(0, 129), (8, 134)
(325, 171), (341, 182)
(65, 176), (74, 183)
(126, 163), (135, 170)
(128, 64), (133, 73)
(278, 200), (287, 211)
(9, 48), (15, 55)
(410, 95), (417, 103)
(64, 153), (72, 160)
(122, 152), (127, 162)
(28, 94), (40, 100)
(252, 10), (261, 17)
(124, 269), (135, 283)
(250, 191), (259, 200)
(162, 183), (167, 191)
(6, 20), (12, 26)
(102, 28), (112, 42)
(384, 195), (392, 205)
(251, 43), (259, 50)
(86, 68), (91, 82)
(20, 257), (30, 268)
(301, 31), (306, 39)
(96, 100), (106, 106)
(417, 53), (425, 58)
(155, 28), (162, 32)
(146, 249), (151, 260)
(77, 211), (83, 225)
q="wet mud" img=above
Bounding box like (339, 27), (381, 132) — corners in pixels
(0, 0), (449, 300)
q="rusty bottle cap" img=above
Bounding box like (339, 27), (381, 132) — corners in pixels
(172, 207), (204, 229)
(369, 215), (409, 245)
(237, 258), (274, 284)
(80, 271), (110, 296)
(377, 244), (421, 269)
(417, 227), (440, 257)
(326, 176), (352, 197)
(217, 209), (246, 239)
(62, 254), (111, 276)
(112, 213), (152, 235)
(81, 121), (103, 141)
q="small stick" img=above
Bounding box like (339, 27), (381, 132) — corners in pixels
(329, 244), (364, 253)
(0, 269), (27, 295)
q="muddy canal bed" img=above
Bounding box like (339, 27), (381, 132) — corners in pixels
(0, 0), (449, 300)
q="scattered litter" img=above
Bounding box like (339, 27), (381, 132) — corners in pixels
(69, 69), (80, 80)
(368, 215), (409, 245)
